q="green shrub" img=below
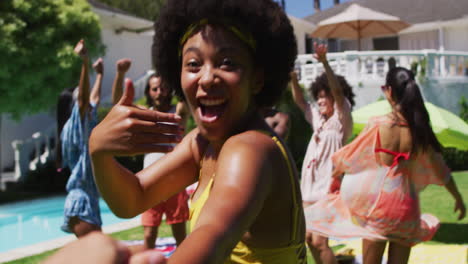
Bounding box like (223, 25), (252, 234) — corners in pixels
(442, 147), (468, 171)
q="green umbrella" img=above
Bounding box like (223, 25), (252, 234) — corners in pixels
(352, 100), (468, 150)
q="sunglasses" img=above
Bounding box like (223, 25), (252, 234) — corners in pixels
(381, 85), (389, 92)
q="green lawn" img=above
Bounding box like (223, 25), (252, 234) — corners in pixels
(5, 171), (467, 264)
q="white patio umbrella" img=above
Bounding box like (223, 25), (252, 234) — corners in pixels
(311, 4), (410, 50)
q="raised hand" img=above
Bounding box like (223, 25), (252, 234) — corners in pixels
(89, 78), (184, 157)
(74, 39), (88, 59)
(313, 42), (328, 63)
(93, 58), (104, 74)
(290, 71), (298, 82)
(117, 58), (132, 74)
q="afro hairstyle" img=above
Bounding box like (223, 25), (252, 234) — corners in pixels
(153, 0), (297, 107)
(309, 72), (355, 108)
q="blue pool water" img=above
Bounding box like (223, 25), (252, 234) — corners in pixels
(0, 195), (137, 252)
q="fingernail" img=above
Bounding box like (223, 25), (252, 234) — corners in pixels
(174, 114), (182, 120)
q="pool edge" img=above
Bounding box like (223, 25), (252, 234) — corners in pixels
(0, 218), (141, 263)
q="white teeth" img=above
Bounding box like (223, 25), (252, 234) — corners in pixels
(199, 98), (226, 106)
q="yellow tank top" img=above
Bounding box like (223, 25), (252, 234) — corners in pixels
(189, 132), (307, 264)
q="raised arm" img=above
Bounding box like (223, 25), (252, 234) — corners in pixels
(111, 58), (131, 105)
(289, 71), (308, 112)
(89, 79), (191, 217)
(89, 58), (103, 106)
(74, 39), (90, 119)
(168, 134), (274, 264)
(314, 42), (345, 111)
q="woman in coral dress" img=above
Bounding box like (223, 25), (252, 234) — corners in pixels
(305, 67), (466, 264)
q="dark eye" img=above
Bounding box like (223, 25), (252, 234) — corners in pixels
(184, 59), (200, 71)
(220, 58), (236, 70)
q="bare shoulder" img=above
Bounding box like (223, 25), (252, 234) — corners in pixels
(223, 130), (278, 156)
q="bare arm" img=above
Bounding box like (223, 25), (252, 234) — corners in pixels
(289, 71), (307, 112)
(89, 79), (190, 217)
(314, 43), (345, 111)
(74, 39), (90, 119)
(44, 232), (167, 264)
(111, 59), (132, 105)
(168, 134), (274, 263)
(89, 58), (103, 106)
(444, 176), (466, 220)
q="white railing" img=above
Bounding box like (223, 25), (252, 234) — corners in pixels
(296, 49), (468, 88)
(11, 126), (56, 182)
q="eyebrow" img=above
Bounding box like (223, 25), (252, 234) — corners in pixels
(182, 45), (241, 57)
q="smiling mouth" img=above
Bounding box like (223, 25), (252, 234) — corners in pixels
(198, 98), (227, 122)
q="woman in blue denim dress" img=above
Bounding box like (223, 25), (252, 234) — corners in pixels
(60, 39), (104, 237)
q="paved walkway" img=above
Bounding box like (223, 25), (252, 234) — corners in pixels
(0, 218), (140, 263)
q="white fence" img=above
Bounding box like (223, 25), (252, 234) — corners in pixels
(296, 49), (468, 88)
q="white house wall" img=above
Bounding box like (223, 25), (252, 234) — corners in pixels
(399, 30), (439, 50)
(444, 26), (468, 52)
(288, 16), (316, 54)
(99, 28), (153, 102)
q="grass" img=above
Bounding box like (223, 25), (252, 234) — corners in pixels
(420, 171), (468, 245)
(5, 172), (467, 264)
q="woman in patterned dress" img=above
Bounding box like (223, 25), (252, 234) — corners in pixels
(305, 67), (466, 264)
(290, 43), (355, 264)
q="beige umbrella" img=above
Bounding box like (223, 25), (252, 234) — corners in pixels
(311, 3), (410, 50)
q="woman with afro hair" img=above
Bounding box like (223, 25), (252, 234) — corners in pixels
(290, 43), (355, 264)
(89, 0), (307, 263)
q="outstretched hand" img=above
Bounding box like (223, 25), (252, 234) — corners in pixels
(93, 58), (104, 74)
(117, 58), (132, 74)
(89, 78), (184, 157)
(454, 197), (466, 220)
(130, 250), (167, 264)
(43, 232), (167, 264)
(74, 39), (88, 59)
(313, 42), (328, 63)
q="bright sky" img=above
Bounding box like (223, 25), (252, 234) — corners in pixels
(279, 0), (351, 18)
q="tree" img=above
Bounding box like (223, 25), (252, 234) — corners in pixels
(0, 0), (104, 120)
(314, 0), (321, 12)
(97, 0), (166, 21)
(0, 0), (104, 186)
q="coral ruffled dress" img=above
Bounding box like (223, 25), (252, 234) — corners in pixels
(304, 115), (451, 246)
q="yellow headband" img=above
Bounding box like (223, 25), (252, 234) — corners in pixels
(178, 19), (257, 57)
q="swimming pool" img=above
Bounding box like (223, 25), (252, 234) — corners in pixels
(0, 195), (137, 252)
